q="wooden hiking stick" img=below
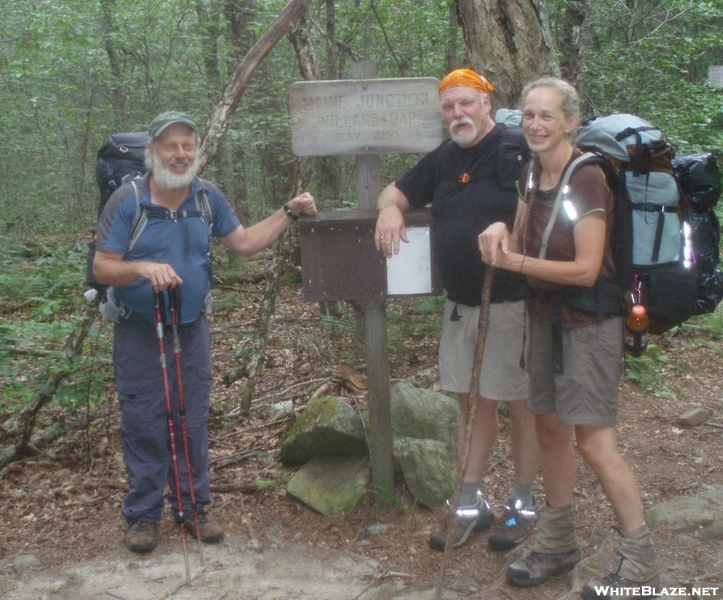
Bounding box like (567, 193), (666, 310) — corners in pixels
(435, 267), (495, 600)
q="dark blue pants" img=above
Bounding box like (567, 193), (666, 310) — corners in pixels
(114, 315), (211, 525)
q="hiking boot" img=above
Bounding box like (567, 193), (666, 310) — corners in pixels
(582, 525), (659, 599)
(125, 521), (158, 553)
(507, 548), (581, 587)
(429, 493), (495, 551)
(183, 512), (224, 544)
(581, 572), (661, 599)
(488, 496), (536, 551)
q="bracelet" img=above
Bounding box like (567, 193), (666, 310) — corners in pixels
(283, 203), (298, 221)
(519, 255), (527, 274)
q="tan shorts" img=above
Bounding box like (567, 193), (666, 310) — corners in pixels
(439, 299), (528, 401)
(527, 316), (623, 427)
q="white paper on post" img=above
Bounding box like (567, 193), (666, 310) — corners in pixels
(386, 227), (432, 295)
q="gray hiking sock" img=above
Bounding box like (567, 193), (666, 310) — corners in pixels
(508, 482), (534, 509)
(532, 504), (579, 554)
(615, 524), (659, 582)
(459, 482), (481, 507)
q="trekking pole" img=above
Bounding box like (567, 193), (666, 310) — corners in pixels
(436, 267), (496, 600)
(154, 290), (192, 586)
(168, 286), (205, 566)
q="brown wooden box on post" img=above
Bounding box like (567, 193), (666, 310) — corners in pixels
(299, 208), (441, 302)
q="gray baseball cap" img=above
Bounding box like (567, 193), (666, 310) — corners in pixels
(148, 111), (197, 138)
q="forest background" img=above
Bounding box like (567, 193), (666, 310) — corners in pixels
(3, 0), (723, 237)
(1, 0), (723, 465)
(1, 4), (723, 596)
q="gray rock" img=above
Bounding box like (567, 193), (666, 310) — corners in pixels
(279, 396), (367, 465)
(701, 519), (723, 541)
(679, 407), (710, 426)
(287, 456), (369, 516)
(12, 554), (39, 571)
(647, 485), (723, 533)
(393, 585), (459, 599)
(357, 583), (398, 600)
(264, 400), (294, 421)
(367, 523), (394, 535)
(390, 382), (460, 459)
(393, 437), (455, 509)
(403, 367), (439, 390)
(701, 484), (723, 504)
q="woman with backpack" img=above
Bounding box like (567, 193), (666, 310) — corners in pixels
(478, 77), (660, 599)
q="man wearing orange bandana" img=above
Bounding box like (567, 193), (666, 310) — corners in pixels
(375, 69), (540, 552)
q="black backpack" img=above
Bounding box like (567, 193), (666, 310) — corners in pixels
(673, 152), (723, 315)
(86, 132), (149, 293)
(95, 132), (149, 218)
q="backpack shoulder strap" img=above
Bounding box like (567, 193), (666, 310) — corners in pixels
(194, 179), (213, 236)
(126, 178), (214, 255)
(127, 178), (149, 254)
(539, 152), (599, 260)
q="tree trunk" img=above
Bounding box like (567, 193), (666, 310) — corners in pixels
(225, 0), (258, 63)
(558, 0), (586, 87)
(456, 0), (559, 109)
(196, 0), (222, 92)
(445, 1), (464, 72)
(99, 0), (129, 122)
(198, 0), (312, 173)
(218, 0), (258, 218)
(324, 0), (337, 79)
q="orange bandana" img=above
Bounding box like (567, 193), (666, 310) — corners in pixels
(438, 69), (494, 95)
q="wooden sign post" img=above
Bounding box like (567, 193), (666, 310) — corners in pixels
(291, 65), (442, 494)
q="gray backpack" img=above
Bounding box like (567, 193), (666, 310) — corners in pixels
(573, 114), (697, 332)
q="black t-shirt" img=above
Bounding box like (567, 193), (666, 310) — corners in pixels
(395, 124), (529, 306)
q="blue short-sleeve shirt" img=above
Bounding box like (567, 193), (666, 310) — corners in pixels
(96, 174), (240, 324)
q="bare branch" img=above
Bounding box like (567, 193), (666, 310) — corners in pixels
(198, 0), (312, 173)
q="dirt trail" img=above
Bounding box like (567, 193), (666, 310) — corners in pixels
(2, 538), (381, 600)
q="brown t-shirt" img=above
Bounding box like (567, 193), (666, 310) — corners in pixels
(517, 155), (616, 327)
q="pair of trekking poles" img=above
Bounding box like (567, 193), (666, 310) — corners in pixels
(153, 287), (204, 585)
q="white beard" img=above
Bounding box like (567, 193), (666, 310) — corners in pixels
(449, 117), (479, 147)
(150, 154), (200, 190)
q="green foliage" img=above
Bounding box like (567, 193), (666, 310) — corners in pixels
(0, 316), (113, 417)
(0, 234), (113, 421)
(0, 236), (86, 315)
(255, 478), (279, 490)
(1, 0), (457, 234)
(556, 0), (723, 156)
(388, 297), (443, 339)
(679, 304), (723, 339)
(624, 341), (687, 400)
(3, 0), (723, 236)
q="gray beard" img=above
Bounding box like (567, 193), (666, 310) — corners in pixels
(449, 117), (479, 147)
(152, 157), (200, 190)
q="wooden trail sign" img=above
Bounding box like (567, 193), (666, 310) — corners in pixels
(290, 77), (442, 156)
(292, 69), (443, 494)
